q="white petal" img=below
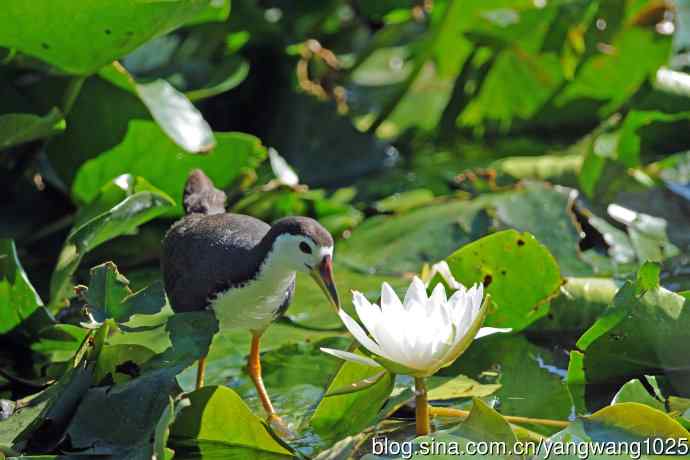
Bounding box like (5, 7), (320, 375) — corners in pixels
(427, 261), (466, 290)
(352, 291), (381, 331)
(338, 309), (385, 357)
(268, 147), (299, 186)
(429, 283), (447, 310)
(475, 327), (511, 339)
(380, 282), (404, 316)
(320, 348), (382, 368)
(403, 277), (428, 309)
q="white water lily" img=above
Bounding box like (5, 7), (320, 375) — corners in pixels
(322, 276), (508, 377)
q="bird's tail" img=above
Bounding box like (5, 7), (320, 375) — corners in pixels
(183, 169), (227, 215)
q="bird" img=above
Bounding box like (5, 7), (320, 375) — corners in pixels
(161, 169), (340, 428)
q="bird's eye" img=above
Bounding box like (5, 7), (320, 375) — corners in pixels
(299, 242), (312, 254)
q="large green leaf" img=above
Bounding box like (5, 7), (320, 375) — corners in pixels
(170, 386), (293, 456)
(447, 398), (518, 457)
(0, 1), (230, 74)
(66, 367), (180, 457)
(0, 109), (65, 150)
(0, 240), (52, 338)
(526, 277), (616, 343)
(534, 403), (689, 459)
(575, 272), (690, 393)
(445, 229), (562, 330)
(49, 187), (175, 308)
(72, 120), (266, 213)
(441, 333), (572, 435)
(493, 182), (593, 276)
(0, 328), (100, 452)
(338, 199), (489, 275)
(310, 354), (395, 445)
(100, 64), (216, 153)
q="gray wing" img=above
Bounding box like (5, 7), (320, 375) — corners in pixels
(161, 213), (270, 312)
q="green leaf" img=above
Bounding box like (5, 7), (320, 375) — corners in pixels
(576, 277), (690, 389)
(49, 187), (175, 308)
(534, 403), (689, 459)
(72, 120), (266, 214)
(0, 240), (52, 338)
(441, 333), (572, 435)
(85, 262), (131, 320)
(186, 58), (251, 102)
(612, 376), (665, 412)
(0, 1), (230, 74)
(154, 396), (190, 460)
(338, 199), (489, 275)
(66, 367), (181, 456)
(445, 229), (562, 330)
(84, 262), (166, 323)
(0, 329), (99, 452)
(326, 371), (388, 397)
(493, 182), (593, 276)
(448, 398), (518, 454)
(310, 356), (395, 444)
(526, 277), (617, 341)
(170, 386), (292, 456)
(94, 343), (157, 385)
(427, 375), (501, 401)
(636, 261), (660, 294)
(135, 78), (215, 153)
(586, 402), (690, 438)
(0, 109), (65, 150)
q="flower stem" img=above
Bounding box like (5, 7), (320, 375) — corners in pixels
(428, 406), (569, 428)
(414, 377), (431, 435)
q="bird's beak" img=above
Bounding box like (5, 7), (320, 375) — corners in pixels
(310, 255), (340, 311)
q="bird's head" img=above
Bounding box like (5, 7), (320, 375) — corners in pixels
(266, 217), (340, 310)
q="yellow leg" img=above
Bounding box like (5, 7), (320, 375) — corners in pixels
(196, 355), (207, 390)
(248, 333), (276, 417)
(247, 333), (293, 438)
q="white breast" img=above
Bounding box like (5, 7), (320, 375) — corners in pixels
(210, 252), (295, 333)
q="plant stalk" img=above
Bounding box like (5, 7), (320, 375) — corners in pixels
(415, 377), (431, 435)
(429, 406), (569, 428)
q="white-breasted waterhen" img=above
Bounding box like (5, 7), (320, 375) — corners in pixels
(161, 169), (340, 427)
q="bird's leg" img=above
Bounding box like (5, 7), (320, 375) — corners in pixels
(248, 333), (292, 437)
(196, 355), (207, 389)
(248, 333), (276, 416)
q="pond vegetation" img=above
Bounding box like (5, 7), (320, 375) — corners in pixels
(2, 1), (690, 459)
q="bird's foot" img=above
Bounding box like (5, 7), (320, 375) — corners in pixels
(267, 413), (295, 439)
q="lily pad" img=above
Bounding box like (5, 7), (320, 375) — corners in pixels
(427, 375), (501, 401)
(311, 353), (395, 445)
(170, 385), (293, 456)
(0, 1), (230, 74)
(534, 403), (689, 459)
(576, 268), (690, 394)
(338, 199), (489, 275)
(445, 229), (562, 330)
(440, 333), (572, 435)
(493, 182), (593, 277)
